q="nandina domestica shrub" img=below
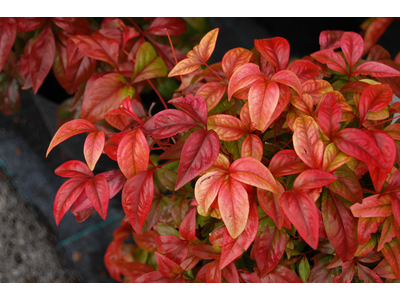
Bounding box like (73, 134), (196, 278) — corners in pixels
(3, 17), (400, 283)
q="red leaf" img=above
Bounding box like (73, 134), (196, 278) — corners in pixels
(142, 109), (199, 139)
(152, 40), (186, 71)
(64, 54), (97, 95)
(328, 165), (363, 204)
(196, 81), (227, 112)
(381, 238), (400, 279)
(117, 128), (149, 180)
(293, 116), (324, 169)
(373, 258), (398, 279)
(104, 132), (127, 161)
(391, 193), (400, 226)
(258, 264), (303, 283)
(378, 218), (396, 251)
(17, 17), (46, 32)
(222, 47), (253, 80)
(133, 230), (159, 252)
(387, 168), (400, 192)
(46, 119), (97, 157)
(363, 18), (394, 55)
(110, 260), (154, 283)
(333, 128), (386, 169)
(352, 61), (400, 77)
(179, 208), (197, 242)
(154, 252), (184, 278)
(357, 217), (385, 244)
(286, 59), (321, 83)
(28, 24), (56, 94)
(190, 245), (221, 260)
(101, 169), (126, 199)
(169, 94), (208, 127)
(321, 190), (358, 262)
(135, 271), (174, 283)
(222, 263), (240, 283)
(318, 93), (342, 139)
(269, 150), (309, 178)
(191, 28), (219, 63)
(227, 63), (264, 100)
(333, 260), (355, 283)
(70, 34), (119, 68)
(351, 194), (392, 218)
(254, 37), (290, 71)
(359, 84), (393, 124)
(218, 178), (249, 239)
(104, 239), (124, 282)
(55, 160), (94, 178)
(207, 114), (246, 141)
(83, 131), (105, 171)
(146, 17), (187, 36)
(175, 129), (220, 190)
(340, 32), (364, 71)
(122, 171), (154, 233)
(54, 178), (87, 225)
(219, 200), (258, 269)
(319, 30), (344, 50)
(248, 79), (280, 131)
(271, 70), (302, 96)
(229, 157), (278, 194)
(206, 260), (222, 283)
(280, 190), (319, 249)
(310, 49), (347, 75)
(241, 134), (263, 161)
(293, 169), (337, 191)
(85, 174), (109, 220)
(253, 219), (287, 275)
(257, 180), (286, 230)
(195, 171), (226, 213)
(0, 18), (17, 72)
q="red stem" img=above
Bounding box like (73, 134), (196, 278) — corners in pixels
(148, 158), (180, 171)
(204, 62), (228, 84)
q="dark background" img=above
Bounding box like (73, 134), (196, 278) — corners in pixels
(1, 17), (399, 283)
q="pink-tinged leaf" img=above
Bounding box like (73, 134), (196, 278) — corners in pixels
(229, 157), (278, 194)
(253, 219), (287, 275)
(17, 17), (46, 32)
(218, 178), (249, 239)
(169, 94), (208, 127)
(321, 190), (358, 262)
(207, 114), (246, 141)
(357, 217), (384, 244)
(302, 79), (334, 105)
(104, 239), (124, 282)
(54, 178), (87, 225)
(195, 171), (226, 212)
(83, 131), (105, 171)
(262, 83), (291, 131)
(254, 37), (290, 71)
(46, 119), (97, 157)
(132, 42), (167, 83)
(81, 73), (134, 122)
(196, 81), (227, 112)
(179, 208), (197, 242)
(154, 252), (184, 278)
(219, 200), (258, 269)
(145, 17), (187, 36)
(333, 128), (386, 169)
(110, 260), (154, 283)
(175, 129), (220, 190)
(269, 150), (309, 178)
(190, 245), (221, 260)
(122, 171), (154, 233)
(227, 63), (264, 100)
(359, 84), (393, 124)
(257, 180), (286, 230)
(222, 47), (253, 80)
(378, 218), (396, 251)
(206, 260), (222, 283)
(222, 263), (240, 283)
(286, 59), (321, 83)
(156, 235), (185, 254)
(363, 18), (394, 55)
(293, 116), (324, 169)
(28, 24), (56, 94)
(381, 238), (400, 279)
(373, 258), (397, 279)
(365, 130), (396, 193)
(135, 270), (174, 283)
(281, 190), (319, 249)
(168, 57), (202, 77)
(293, 169), (337, 191)
(333, 260), (355, 283)
(310, 49), (347, 75)
(210, 227), (225, 251)
(248, 79), (280, 131)
(0, 18), (17, 72)
(340, 32), (364, 71)
(142, 109), (199, 139)
(101, 169), (126, 199)
(241, 134), (263, 161)
(328, 165), (363, 204)
(117, 128), (149, 180)
(319, 30), (344, 50)
(55, 160), (94, 179)
(259, 264), (303, 283)
(351, 194), (392, 218)
(352, 61), (400, 77)
(239, 102), (255, 132)
(271, 70), (302, 96)
(318, 93), (342, 139)
(104, 132), (127, 161)
(70, 34), (119, 68)
(85, 174), (110, 220)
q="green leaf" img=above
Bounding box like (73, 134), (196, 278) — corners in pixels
(132, 42), (167, 83)
(299, 256), (310, 282)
